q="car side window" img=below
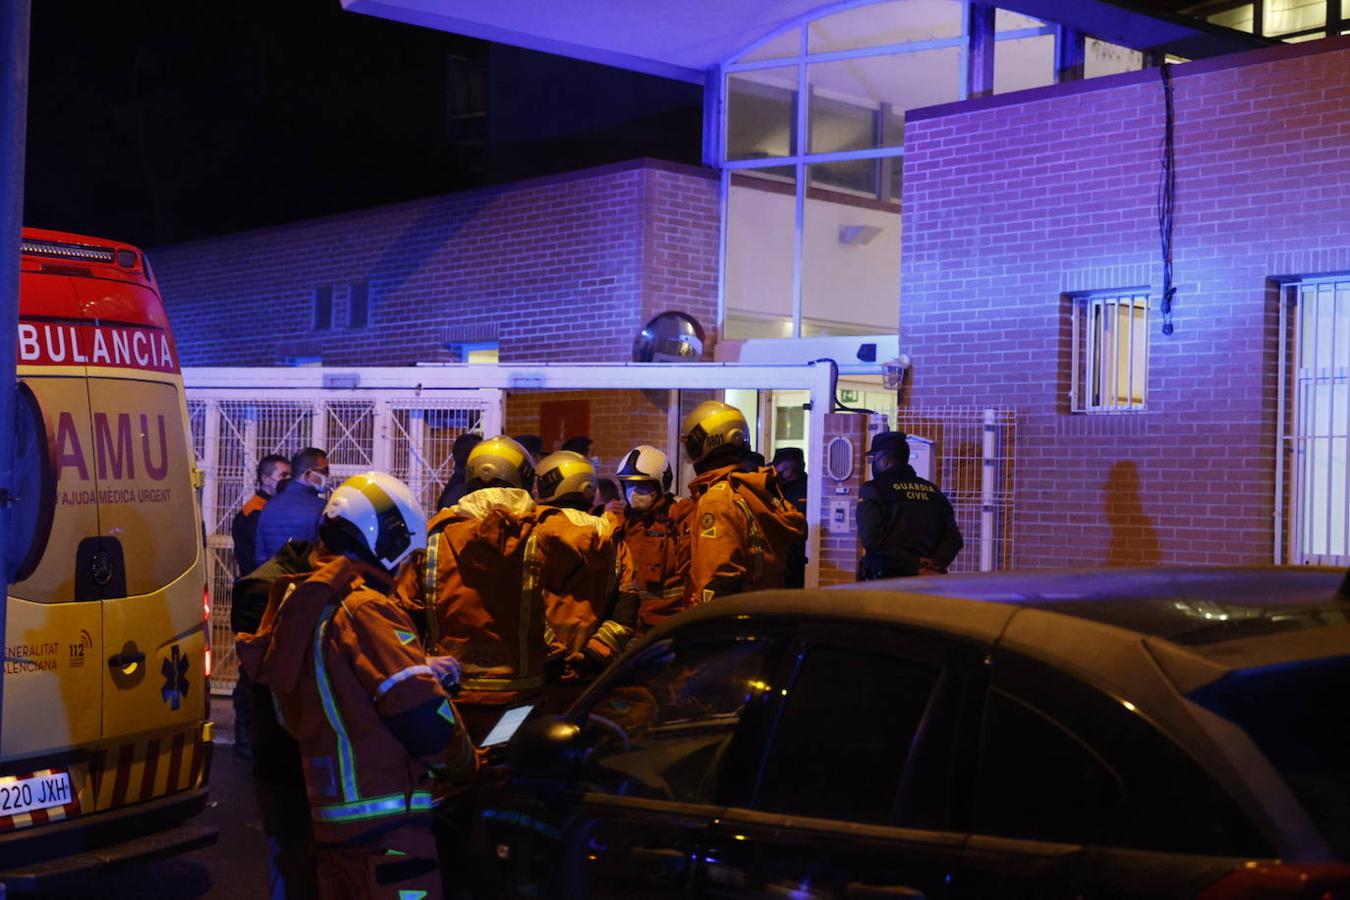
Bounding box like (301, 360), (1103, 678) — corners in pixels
(974, 689), (1126, 845)
(577, 635), (778, 804)
(752, 644), (941, 824)
(978, 653), (1274, 857)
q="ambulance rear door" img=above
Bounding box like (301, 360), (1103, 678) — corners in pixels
(5, 270), (105, 763)
(66, 276), (207, 744)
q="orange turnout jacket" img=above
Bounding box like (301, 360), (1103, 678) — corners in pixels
(686, 464), (808, 603)
(236, 553), (476, 847)
(535, 506), (639, 669)
(618, 493), (695, 631)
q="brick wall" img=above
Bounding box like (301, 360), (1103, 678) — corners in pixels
(154, 158), (720, 480)
(816, 413), (871, 585)
(152, 158), (718, 368)
(901, 37), (1350, 568)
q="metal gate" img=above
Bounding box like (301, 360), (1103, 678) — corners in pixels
(186, 361), (839, 693)
(188, 389), (502, 690)
(1279, 278), (1350, 565)
(894, 406), (1017, 573)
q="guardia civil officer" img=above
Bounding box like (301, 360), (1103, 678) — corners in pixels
(857, 431), (963, 578)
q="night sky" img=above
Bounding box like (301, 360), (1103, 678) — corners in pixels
(22, 0), (702, 249)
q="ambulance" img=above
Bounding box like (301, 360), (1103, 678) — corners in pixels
(1, 229), (214, 887)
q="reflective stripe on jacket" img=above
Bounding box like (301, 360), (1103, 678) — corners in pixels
(535, 506), (637, 667)
(236, 554), (475, 845)
(424, 488), (554, 705)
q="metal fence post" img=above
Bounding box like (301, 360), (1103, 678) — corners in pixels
(981, 408), (997, 572)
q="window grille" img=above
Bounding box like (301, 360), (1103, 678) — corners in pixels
(1070, 291), (1149, 413)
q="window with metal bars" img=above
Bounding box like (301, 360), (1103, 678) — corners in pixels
(1069, 291), (1150, 413)
(1278, 277), (1350, 565)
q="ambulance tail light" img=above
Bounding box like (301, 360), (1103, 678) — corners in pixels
(1198, 862), (1350, 899)
(202, 584), (213, 680)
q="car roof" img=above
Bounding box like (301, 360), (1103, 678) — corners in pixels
(833, 567), (1350, 648)
(658, 568), (1350, 697)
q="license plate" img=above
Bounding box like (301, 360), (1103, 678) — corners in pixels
(0, 771), (73, 817)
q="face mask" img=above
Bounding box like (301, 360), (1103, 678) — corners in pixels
(626, 485), (657, 511)
(589, 456), (603, 472)
(311, 471), (330, 495)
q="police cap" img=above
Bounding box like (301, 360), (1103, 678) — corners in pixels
(865, 431), (909, 459)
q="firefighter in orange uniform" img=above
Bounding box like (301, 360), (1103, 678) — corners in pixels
(533, 450), (639, 688)
(237, 472), (476, 900)
(423, 436), (558, 740)
(614, 444), (694, 632)
(682, 400), (808, 603)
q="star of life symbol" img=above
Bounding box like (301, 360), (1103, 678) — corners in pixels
(161, 645), (189, 710)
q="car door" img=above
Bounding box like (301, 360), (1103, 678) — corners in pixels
(699, 621), (986, 900)
(490, 619), (792, 900)
(957, 650), (1278, 899)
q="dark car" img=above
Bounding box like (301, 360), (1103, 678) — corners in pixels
(484, 568), (1350, 899)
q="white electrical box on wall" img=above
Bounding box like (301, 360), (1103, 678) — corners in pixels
(908, 434), (935, 482)
(828, 499), (851, 533)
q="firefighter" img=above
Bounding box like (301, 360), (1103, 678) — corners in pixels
(236, 472), (476, 900)
(681, 400), (808, 603)
(614, 444), (694, 632)
(534, 450), (639, 686)
(422, 436), (552, 740)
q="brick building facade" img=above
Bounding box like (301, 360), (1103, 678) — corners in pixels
(154, 158), (721, 470)
(159, 37), (1350, 576)
(154, 158), (718, 369)
(901, 37), (1350, 568)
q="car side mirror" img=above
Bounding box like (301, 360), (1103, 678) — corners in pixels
(506, 715), (586, 784)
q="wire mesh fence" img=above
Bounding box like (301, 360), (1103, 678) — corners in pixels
(893, 406), (1017, 573)
(188, 393), (495, 691)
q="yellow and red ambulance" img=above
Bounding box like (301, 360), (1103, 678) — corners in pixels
(1, 228), (214, 887)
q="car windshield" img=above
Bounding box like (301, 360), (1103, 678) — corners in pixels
(1189, 654), (1350, 858)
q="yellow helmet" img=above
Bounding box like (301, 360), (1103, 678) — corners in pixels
(465, 435), (535, 490)
(680, 400), (751, 465)
(535, 450), (596, 505)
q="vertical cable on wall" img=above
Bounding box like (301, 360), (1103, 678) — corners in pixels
(1157, 63), (1177, 336)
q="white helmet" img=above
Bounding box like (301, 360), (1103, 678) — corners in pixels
(320, 471), (427, 570)
(616, 445), (672, 493)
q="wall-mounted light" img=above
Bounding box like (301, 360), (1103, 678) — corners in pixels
(839, 224), (883, 246)
(881, 354), (911, 390)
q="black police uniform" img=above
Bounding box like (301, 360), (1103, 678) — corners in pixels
(858, 462), (963, 579)
(780, 473), (808, 588)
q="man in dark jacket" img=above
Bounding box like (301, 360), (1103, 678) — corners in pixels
(255, 447), (328, 565)
(231, 540), (318, 899)
(231, 454), (291, 576)
(228, 454), (291, 760)
(436, 432), (482, 510)
(772, 447), (809, 588)
(857, 431), (963, 579)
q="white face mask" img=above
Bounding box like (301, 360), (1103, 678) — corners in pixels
(626, 484), (657, 511)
